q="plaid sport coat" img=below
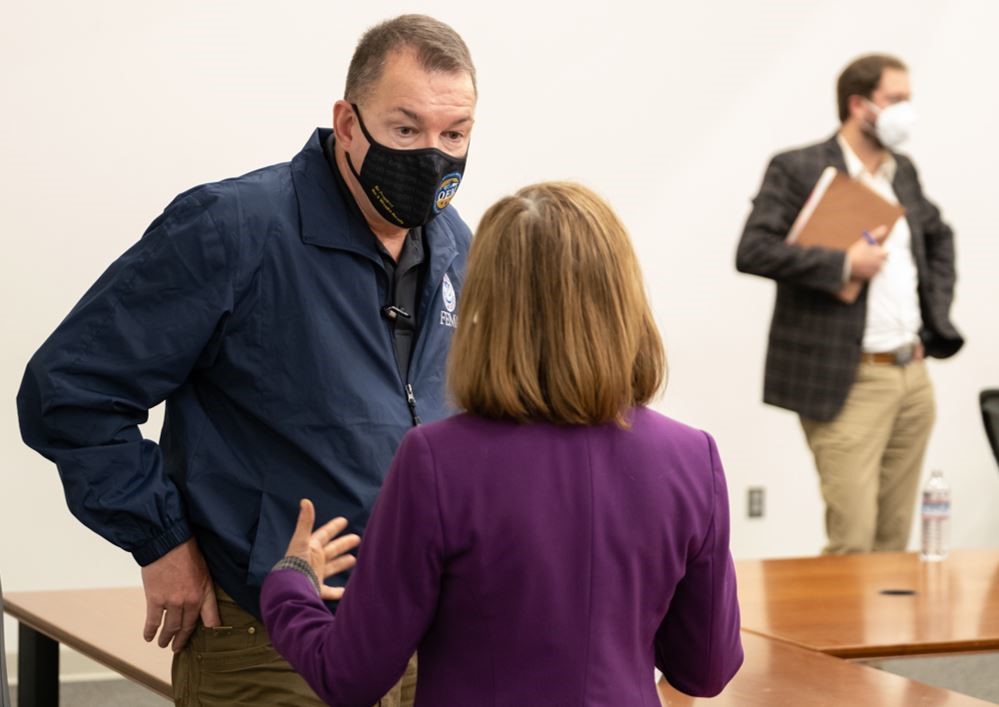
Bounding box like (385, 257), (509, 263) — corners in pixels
(736, 134), (963, 422)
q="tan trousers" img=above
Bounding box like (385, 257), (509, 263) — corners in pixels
(173, 586), (417, 706)
(800, 360), (935, 555)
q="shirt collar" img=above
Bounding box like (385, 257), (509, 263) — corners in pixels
(837, 132), (897, 182)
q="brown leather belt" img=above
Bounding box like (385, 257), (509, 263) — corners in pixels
(860, 344), (918, 365)
(861, 352), (901, 364)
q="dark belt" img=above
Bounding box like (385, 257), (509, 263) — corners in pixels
(860, 344), (917, 366)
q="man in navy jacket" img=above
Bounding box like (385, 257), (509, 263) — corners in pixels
(17, 14), (475, 705)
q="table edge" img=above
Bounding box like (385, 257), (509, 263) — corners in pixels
(5, 594), (172, 699)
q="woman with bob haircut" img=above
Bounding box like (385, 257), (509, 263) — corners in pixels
(260, 182), (743, 706)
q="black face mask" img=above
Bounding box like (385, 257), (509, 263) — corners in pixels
(346, 104), (468, 228)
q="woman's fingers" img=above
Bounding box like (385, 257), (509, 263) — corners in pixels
(322, 533), (361, 560)
(292, 499), (316, 546)
(324, 553), (358, 578)
(320, 585), (346, 601)
(310, 516), (349, 547)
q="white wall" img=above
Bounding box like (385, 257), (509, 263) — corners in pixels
(3, 0), (998, 666)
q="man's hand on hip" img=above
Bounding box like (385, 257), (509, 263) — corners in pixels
(140, 537), (221, 652)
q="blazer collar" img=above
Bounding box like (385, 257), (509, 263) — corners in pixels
(822, 132), (849, 173)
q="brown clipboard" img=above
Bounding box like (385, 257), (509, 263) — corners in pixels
(786, 166), (906, 250)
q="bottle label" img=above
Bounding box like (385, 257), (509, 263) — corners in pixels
(922, 501), (950, 516)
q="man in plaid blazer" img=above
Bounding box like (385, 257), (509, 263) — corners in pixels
(736, 54), (963, 554)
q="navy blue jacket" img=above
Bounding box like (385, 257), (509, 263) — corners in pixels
(17, 129), (470, 616)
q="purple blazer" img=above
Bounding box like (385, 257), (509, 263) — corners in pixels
(261, 407), (743, 706)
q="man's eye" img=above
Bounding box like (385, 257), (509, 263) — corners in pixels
(445, 132), (464, 141)
(398, 127), (416, 137)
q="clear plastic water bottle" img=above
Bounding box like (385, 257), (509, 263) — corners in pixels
(920, 469), (950, 562)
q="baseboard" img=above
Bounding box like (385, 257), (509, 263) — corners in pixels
(4, 647), (118, 686)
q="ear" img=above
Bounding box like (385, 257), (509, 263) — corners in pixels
(332, 100), (356, 148)
(847, 94), (869, 122)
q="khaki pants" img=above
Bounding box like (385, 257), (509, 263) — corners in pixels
(173, 586), (417, 706)
(800, 360), (935, 555)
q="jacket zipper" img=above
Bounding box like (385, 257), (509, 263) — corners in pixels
(405, 383), (422, 426)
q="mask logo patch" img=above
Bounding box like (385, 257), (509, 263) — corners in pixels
(434, 173), (462, 213)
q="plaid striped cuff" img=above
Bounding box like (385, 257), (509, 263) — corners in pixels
(272, 556), (321, 595)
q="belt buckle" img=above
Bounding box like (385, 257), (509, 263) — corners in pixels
(894, 344), (914, 366)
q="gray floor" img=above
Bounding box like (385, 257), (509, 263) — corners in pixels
(10, 680), (170, 706)
(865, 652), (999, 704)
(8, 657), (999, 705)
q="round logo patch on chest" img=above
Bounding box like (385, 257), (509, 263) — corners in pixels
(442, 273), (457, 313)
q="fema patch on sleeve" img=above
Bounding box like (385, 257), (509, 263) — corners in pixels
(434, 173), (462, 213)
(440, 273), (458, 328)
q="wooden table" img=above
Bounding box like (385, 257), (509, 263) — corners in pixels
(7, 562), (999, 707)
(735, 548), (999, 658)
(657, 633), (996, 706)
(4, 587), (171, 706)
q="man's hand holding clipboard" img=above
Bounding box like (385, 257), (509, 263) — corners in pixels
(786, 166), (904, 303)
(837, 225), (889, 303)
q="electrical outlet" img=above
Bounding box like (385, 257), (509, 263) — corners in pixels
(748, 486), (765, 518)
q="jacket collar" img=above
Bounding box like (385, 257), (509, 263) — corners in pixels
(824, 130), (910, 185)
(835, 132), (898, 182)
(822, 132), (849, 173)
(290, 128), (458, 267)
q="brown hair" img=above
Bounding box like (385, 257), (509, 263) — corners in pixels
(837, 53), (907, 122)
(345, 15), (476, 102)
(448, 182), (666, 426)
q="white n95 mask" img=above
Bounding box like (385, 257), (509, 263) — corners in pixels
(867, 100), (917, 149)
